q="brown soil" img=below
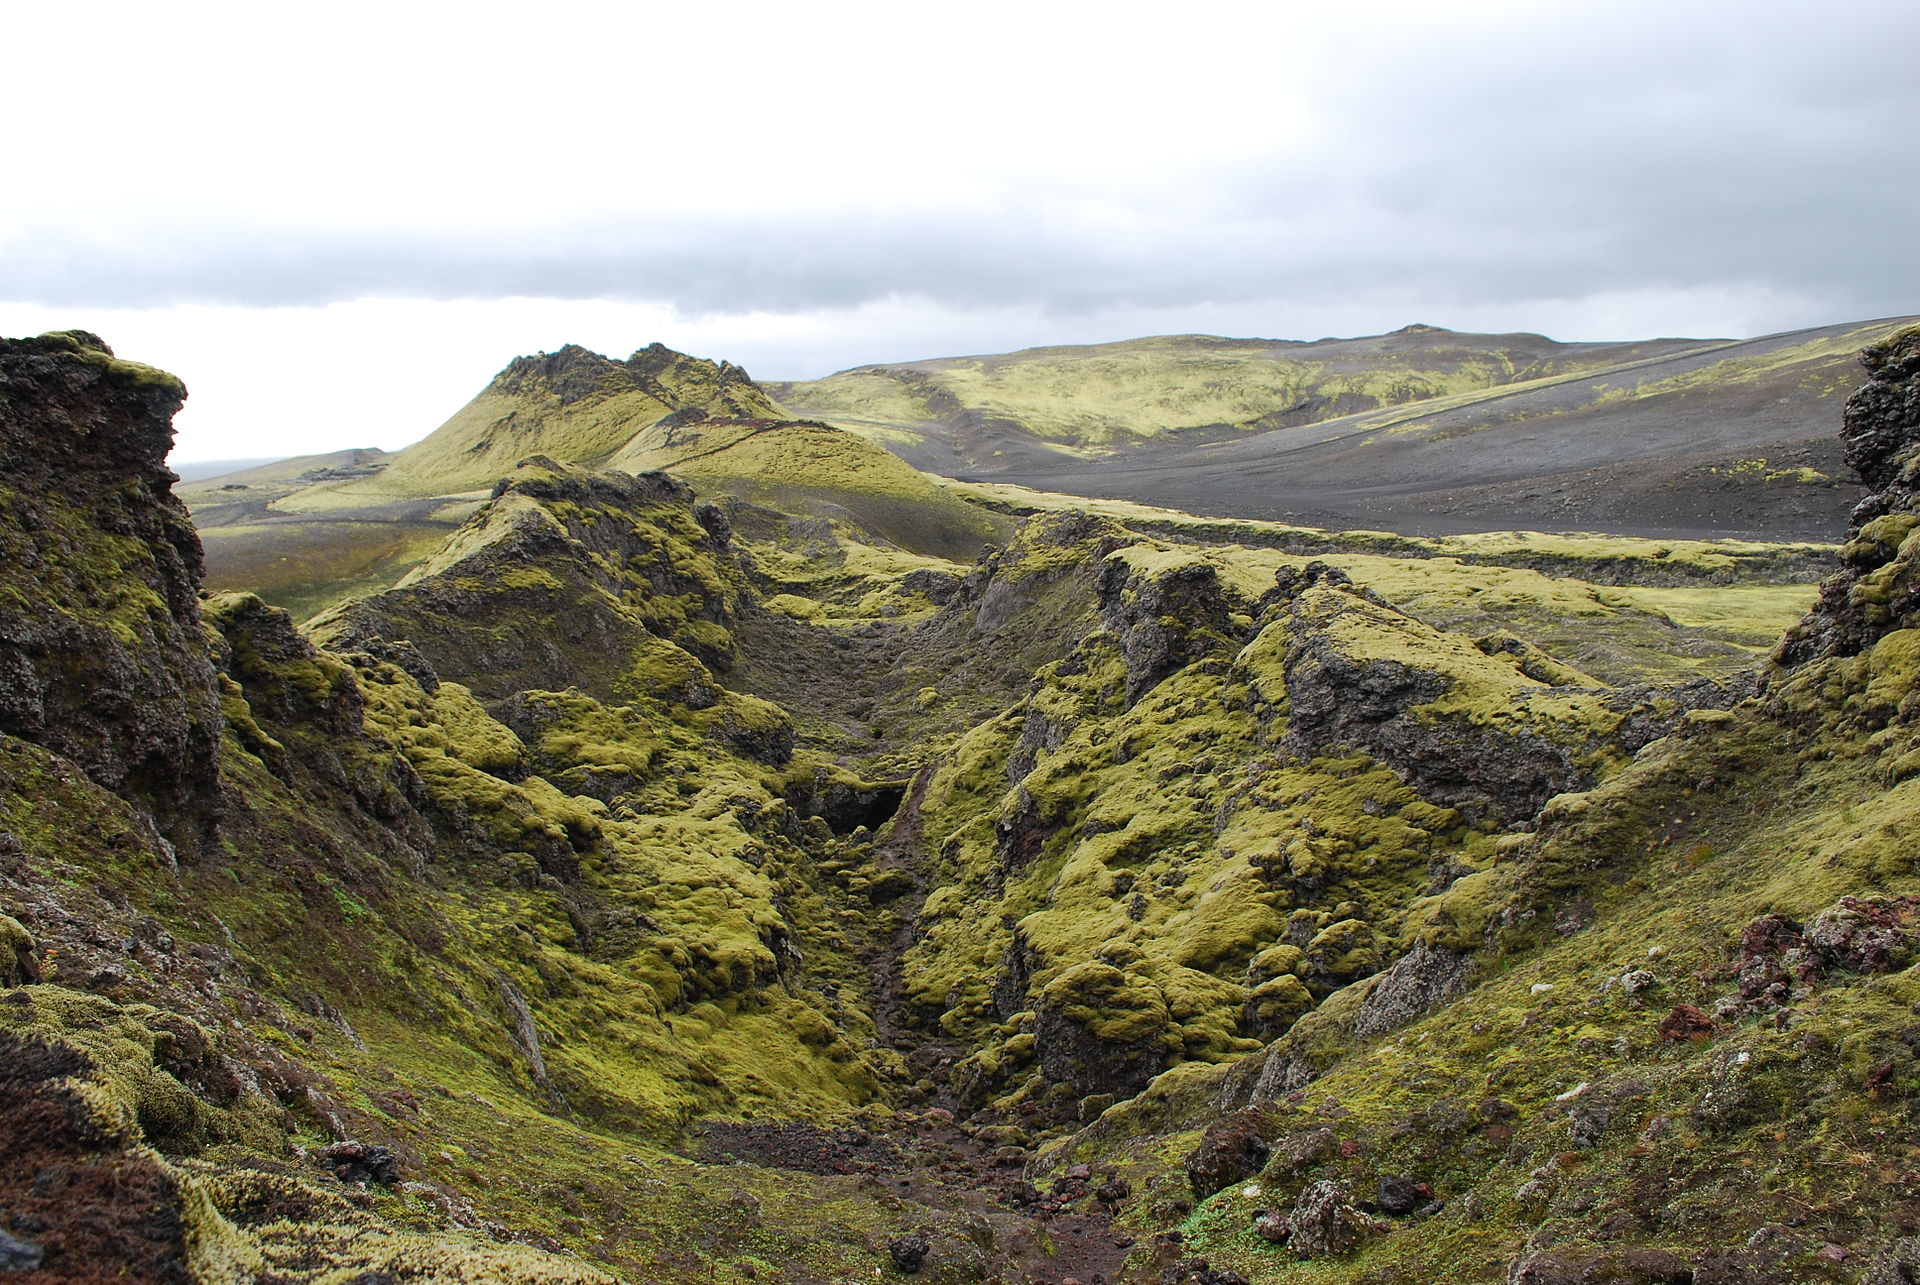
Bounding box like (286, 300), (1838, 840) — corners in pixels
(690, 1113), (1134, 1284)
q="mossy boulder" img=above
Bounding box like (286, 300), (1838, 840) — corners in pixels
(0, 913), (37, 986)
(1033, 962), (1179, 1097)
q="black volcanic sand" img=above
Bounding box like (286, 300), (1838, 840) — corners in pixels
(983, 431), (1861, 542)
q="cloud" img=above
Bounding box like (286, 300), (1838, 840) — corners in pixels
(6, 0), (1918, 465)
(6, 0), (1916, 329)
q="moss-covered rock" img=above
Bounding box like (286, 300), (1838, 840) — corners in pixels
(0, 333), (221, 839)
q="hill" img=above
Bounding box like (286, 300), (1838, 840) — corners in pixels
(288, 342), (782, 505)
(184, 345), (1006, 614)
(775, 318), (1919, 541)
(608, 415), (1003, 562)
(769, 326), (1708, 470)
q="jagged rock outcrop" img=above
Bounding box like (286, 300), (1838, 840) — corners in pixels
(315, 462), (746, 691)
(0, 332), (221, 839)
(488, 342), (774, 418)
(1778, 324), (1920, 665)
(1348, 940), (1479, 1037)
(1096, 550), (1248, 702)
(1269, 561), (1736, 824)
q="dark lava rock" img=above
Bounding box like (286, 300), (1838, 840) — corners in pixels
(1804, 896), (1920, 973)
(1273, 1125), (1340, 1173)
(320, 1140), (400, 1186)
(1033, 961), (1174, 1098)
(1277, 574), (1579, 825)
(0, 332), (222, 839)
(1375, 1173), (1423, 1216)
(1166, 1258), (1251, 1285)
(1185, 1107), (1271, 1199)
(1779, 323), (1920, 665)
(1096, 552), (1247, 702)
(887, 1232), (930, 1273)
(1741, 912), (1806, 960)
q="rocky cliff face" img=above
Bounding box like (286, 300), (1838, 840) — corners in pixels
(1271, 561), (1748, 824)
(0, 332), (221, 840)
(1778, 324), (1920, 665)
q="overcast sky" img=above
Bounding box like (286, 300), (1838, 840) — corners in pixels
(5, 0), (1916, 463)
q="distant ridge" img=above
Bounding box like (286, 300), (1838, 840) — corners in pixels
(169, 455), (281, 482)
(773, 316), (1920, 540)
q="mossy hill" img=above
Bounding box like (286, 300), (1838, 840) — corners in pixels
(773, 318), (1920, 541)
(344, 343), (782, 498)
(7, 324), (1920, 1282)
(771, 327), (1707, 466)
(182, 344), (1006, 614)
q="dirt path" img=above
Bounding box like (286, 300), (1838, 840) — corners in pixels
(692, 1114), (1135, 1284)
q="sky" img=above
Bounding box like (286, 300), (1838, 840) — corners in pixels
(5, 0), (1917, 464)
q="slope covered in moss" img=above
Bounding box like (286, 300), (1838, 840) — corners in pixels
(775, 318), (1916, 541)
(297, 343), (783, 502)
(1009, 322), (1920, 1284)
(771, 327), (1709, 467)
(12, 325), (1920, 1283)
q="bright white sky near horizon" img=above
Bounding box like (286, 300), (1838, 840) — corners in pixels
(5, 0), (1917, 463)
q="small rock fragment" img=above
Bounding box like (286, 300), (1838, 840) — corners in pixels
(1375, 1173), (1422, 1216)
(1185, 1108), (1271, 1198)
(1619, 969), (1659, 1003)
(321, 1140), (401, 1185)
(887, 1232), (929, 1274)
(1252, 1209), (1291, 1243)
(1287, 1180), (1370, 1258)
(1657, 1003), (1714, 1043)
